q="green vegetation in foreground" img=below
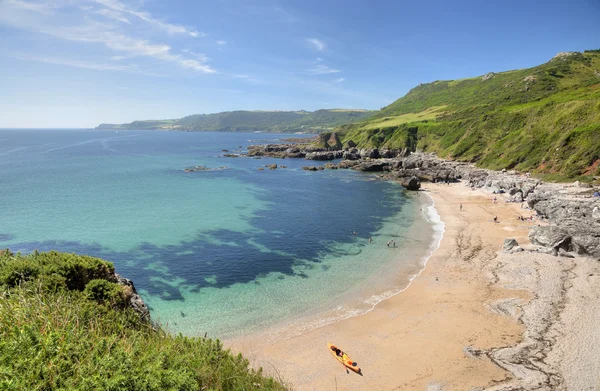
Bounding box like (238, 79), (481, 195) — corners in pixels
(339, 50), (600, 180)
(97, 108), (375, 133)
(0, 250), (287, 391)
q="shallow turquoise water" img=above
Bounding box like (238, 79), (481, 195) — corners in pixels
(0, 129), (442, 339)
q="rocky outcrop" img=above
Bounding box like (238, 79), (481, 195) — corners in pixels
(503, 238), (519, 251)
(399, 176), (421, 191)
(527, 194), (600, 257)
(305, 151), (344, 160)
(356, 161), (388, 172)
(529, 226), (571, 250)
(245, 143), (600, 258)
(114, 273), (151, 322)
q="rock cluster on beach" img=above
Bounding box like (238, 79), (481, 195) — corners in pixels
(238, 142), (600, 259)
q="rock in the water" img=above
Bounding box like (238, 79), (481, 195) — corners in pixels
(268, 164), (277, 169)
(503, 238), (519, 251)
(399, 176), (421, 191)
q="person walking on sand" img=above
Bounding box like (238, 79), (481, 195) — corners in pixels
(460, 203), (463, 211)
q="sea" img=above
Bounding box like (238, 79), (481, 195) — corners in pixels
(0, 129), (443, 340)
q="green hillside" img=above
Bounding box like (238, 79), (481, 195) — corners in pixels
(340, 50), (600, 180)
(0, 250), (286, 391)
(97, 109), (374, 133)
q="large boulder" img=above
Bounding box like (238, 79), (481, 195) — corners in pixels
(359, 148), (380, 159)
(528, 225), (571, 250)
(356, 161), (388, 172)
(343, 151), (361, 160)
(305, 151), (343, 160)
(399, 176), (421, 191)
(503, 238), (519, 251)
(337, 160), (360, 169)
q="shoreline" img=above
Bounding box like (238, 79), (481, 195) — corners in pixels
(225, 189), (443, 344)
(229, 182), (600, 390)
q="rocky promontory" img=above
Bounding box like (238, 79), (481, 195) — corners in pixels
(239, 143), (600, 259)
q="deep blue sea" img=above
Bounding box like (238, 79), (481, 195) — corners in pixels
(0, 129), (442, 339)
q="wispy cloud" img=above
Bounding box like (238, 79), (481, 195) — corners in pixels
(216, 40), (227, 45)
(334, 77), (346, 83)
(8, 53), (165, 77)
(306, 38), (325, 51)
(308, 64), (341, 75)
(230, 73), (262, 84)
(96, 8), (131, 24)
(0, 0), (216, 74)
(93, 0), (204, 37)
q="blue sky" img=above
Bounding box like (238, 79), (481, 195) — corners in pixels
(1, 0), (599, 128)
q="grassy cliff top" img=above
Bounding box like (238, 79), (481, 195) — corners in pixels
(340, 50), (600, 181)
(0, 250), (287, 391)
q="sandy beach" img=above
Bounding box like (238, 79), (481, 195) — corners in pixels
(230, 182), (600, 390)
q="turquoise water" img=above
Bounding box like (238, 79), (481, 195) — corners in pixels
(0, 129), (442, 339)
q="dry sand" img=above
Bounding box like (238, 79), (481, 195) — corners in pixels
(230, 183), (600, 390)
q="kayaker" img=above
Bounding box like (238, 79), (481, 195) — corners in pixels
(336, 349), (343, 357)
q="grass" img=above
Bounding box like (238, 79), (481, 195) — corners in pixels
(0, 250), (287, 391)
(358, 106), (446, 130)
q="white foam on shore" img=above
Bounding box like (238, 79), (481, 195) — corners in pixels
(253, 191), (446, 342)
(336, 192), (445, 320)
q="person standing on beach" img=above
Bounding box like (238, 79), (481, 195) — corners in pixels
(460, 203), (463, 211)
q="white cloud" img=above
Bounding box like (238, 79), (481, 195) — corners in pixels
(0, 0), (216, 74)
(334, 77), (346, 83)
(230, 73), (261, 84)
(8, 53), (164, 76)
(93, 0), (204, 37)
(182, 49), (210, 62)
(307, 64), (341, 75)
(96, 8), (130, 24)
(306, 38), (324, 51)
(216, 40), (227, 45)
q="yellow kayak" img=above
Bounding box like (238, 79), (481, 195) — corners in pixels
(327, 343), (361, 374)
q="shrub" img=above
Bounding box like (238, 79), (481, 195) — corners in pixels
(83, 279), (127, 308)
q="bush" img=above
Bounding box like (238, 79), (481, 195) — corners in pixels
(83, 279), (127, 308)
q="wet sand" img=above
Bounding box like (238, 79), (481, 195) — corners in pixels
(230, 183), (600, 390)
